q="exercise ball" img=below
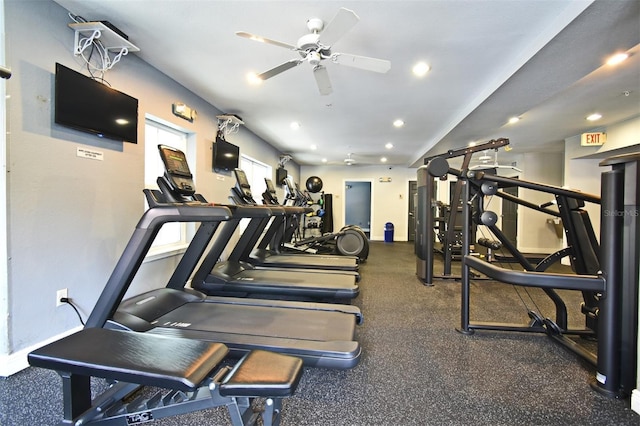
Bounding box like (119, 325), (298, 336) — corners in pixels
(305, 176), (323, 193)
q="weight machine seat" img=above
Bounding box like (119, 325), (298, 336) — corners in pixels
(220, 349), (303, 397)
(28, 328), (228, 392)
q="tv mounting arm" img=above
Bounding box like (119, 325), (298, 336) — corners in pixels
(217, 114), (244, 137)
(278, 155), (293, 168)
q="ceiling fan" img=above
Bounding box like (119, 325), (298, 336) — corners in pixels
(236, 7), (391, 95)
(344, 153), (357, 166)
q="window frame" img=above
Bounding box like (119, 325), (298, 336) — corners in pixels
(143, 116), (196, 262)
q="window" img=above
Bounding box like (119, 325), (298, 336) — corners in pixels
(239, 155), (271, 232)
(240, 155), (272, 203)
(144, 118), (194, 258)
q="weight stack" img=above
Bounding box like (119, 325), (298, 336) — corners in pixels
(322, 194), (334, 233)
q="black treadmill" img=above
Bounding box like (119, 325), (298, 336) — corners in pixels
(172, 166), (359, 302)
(87, 145), (362, 369)
(191, 202), (359, 302)
(229, 171), (360, 272)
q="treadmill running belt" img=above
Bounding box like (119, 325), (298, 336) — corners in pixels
(152, 302), (356, 341)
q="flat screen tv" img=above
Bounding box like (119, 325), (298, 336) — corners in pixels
(276, 167), (288, 185)
(54, 63), (138, 143)
(212, 134), (239, 173)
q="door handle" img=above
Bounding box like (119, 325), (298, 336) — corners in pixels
(0, 65), (12, 80)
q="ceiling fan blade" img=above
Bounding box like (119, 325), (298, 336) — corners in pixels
(320, 8), (359, 47)
(236, 31), (297, 50)
(331, 53), (391, 73)
(258, 59), (303, 80)
(313, 65), (332, 96)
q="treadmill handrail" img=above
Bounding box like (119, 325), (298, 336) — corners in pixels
(138, 204), (232, 229)
(463, 255), (605, 292)
(86, 204), (232, 328)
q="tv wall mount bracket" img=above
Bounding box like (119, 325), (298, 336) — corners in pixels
(217, 114), (245, 137)
(69, 22), (139, 70)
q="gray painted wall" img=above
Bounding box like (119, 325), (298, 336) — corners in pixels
(2, 0), (297, 361)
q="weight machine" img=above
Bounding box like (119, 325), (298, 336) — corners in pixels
(422, 146), (639, 397)
(416, 138), (509, 284)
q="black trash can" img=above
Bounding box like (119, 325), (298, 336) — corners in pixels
(384, 222), (394, 243)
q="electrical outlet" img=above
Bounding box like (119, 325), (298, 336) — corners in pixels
(56, 288), (68, 307)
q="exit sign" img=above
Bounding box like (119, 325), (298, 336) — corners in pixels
(581, 132), (606, 146)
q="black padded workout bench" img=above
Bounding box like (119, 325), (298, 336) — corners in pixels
(28, 328), (303, 426)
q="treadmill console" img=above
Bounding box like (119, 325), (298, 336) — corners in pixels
(232, 169), (257, 205)
(263, 178), (279, 205)
(158, 145), (195, 196)
(283, 177), (298, 206)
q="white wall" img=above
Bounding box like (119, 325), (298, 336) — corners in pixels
(0, 0), (8, 357)
(301, 165), (416, 241)
(594, 116), (640, 154)
(1, 0), (296, 375)
(564, 115), (640, 243)
(517, 152), (565, 253)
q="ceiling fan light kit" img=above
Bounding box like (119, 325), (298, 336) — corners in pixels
(237, 7), (391, 95)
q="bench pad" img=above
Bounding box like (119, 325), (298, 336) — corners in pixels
(28, 328), (228, 391)
(220, 349), (303, 397)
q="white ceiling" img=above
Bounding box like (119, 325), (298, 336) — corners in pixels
(52, 0), (640, 168)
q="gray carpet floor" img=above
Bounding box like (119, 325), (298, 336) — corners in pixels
(1, 241), (639, 425)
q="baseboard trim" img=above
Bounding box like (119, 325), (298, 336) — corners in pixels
(0, 326), (82, 377)
(632, 389), (640, 415)
(371, 236), (408, 242)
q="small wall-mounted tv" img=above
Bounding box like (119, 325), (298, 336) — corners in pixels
(54, 63), (139, 143)
(276, 167), (288, 185)
(212, 134), (240, 173)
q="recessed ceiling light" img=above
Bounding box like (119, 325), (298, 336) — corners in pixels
(380, 157), (388, 163)
(586, 113), (602, 121)
(606, 52), (629, 66)
(290, 121), (301, 130)
(385, 142), (394, 149)
(310, 144), (317, 150)
(247, 72), (262, 85)
(508, 116), (520, 124)
(321, 158), (328, 163)
(393, 119), (404, 128)
(412, 62), (431, 77)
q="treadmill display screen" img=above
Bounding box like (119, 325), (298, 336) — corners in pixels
(284, 177), (296, 195)
(265, 178), (276, 193)
(159, 145), (191, 177)
(235, 169), (250, 188)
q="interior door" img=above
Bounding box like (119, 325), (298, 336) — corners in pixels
(345, 181), (371, 237)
